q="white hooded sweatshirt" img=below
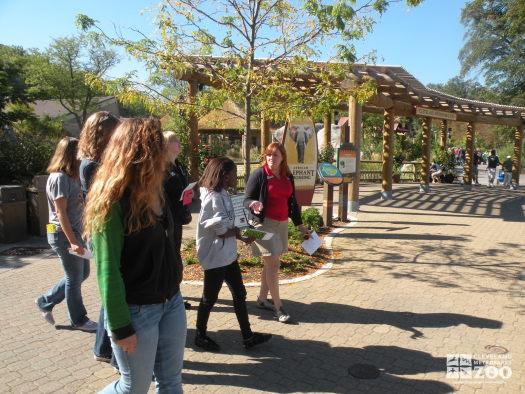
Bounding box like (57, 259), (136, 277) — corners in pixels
(196, 187), (237, 270)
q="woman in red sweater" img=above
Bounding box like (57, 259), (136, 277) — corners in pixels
(244, 142), (310, 323)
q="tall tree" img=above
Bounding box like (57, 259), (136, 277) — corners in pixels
(460, 0), (525, 106)
(27, 34), (119, 129)
(0, 45), (35, 128)
(79, 0), (423, 179)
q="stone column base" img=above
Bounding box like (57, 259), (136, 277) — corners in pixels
(380, 190), (392, 200)
(419, 184), (430, 193)
(348, 200), (359, 212)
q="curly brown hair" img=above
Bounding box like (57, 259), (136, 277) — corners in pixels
(47, 137), (80, 179)
(84, 117), (166, 237)
(77, 111), (120, 162)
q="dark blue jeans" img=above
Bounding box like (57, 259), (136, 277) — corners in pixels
(37, 231), (90, 326)
(94, 307), (117, 366)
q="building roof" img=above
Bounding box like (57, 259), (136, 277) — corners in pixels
(198, 99), (259, 130)
(30, 96), (117, 118)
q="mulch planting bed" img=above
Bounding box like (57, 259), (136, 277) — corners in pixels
(182, 225), (339, 283)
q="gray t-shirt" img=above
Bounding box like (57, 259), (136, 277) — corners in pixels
(46, 172), (84, 233)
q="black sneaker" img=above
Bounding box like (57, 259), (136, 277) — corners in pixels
(243, 332), (272, 349)
(274, 307), (291, 323)
(195, 334), (221, 352)
(256, 297), (275, 311)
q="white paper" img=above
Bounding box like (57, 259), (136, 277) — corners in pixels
(69, 248), (93, 259)
(301, 231), (322, 255)
(179, 182), (197, 201)
(230, 193), (251, 228)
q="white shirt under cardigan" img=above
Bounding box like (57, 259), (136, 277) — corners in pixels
(196, 187), (237, 271)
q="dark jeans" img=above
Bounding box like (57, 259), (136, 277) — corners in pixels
(94, 307), (117, 367)
(196, 260), (252, 339)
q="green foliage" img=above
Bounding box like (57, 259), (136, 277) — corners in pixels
(0, 45), (36, 128)
(434, 150), (456, 174)
(318, 144), (335, 164)
(77, 0), (424, 178)
(361, 113), (383, 159)
(301, 207), (323, 232)
(239, 255), (263, 268)
(460, 0), (525, 105)
(26, 34), (119, 128)
(0, 130), (59, 185)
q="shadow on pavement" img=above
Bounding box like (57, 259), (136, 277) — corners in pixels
(185, 298), (502, 340)
(183, 329), (456, 393)
(358, 184), (525, 221)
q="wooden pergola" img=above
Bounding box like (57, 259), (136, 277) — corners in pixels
(176, 58), (525, 221)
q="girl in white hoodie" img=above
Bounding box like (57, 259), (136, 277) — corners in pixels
(195, 157), (272, 351)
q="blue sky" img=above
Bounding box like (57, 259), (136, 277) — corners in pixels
(0, 0), (470, 86)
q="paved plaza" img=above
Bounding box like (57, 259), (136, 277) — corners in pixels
(1, 177), (524, 393)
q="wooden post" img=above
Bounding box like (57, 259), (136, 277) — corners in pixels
(440, 120), (448, 151)
(187, 81), (200, 181)
(322, 112), (333, 226)
(420, 117), (431, 193)
(260, 113), (270, 152)
(381, 108), (394, 200)
(511, 125), (523, 190)
(338, 120), (349, 221)
(348, 96), (362, 213)
(463, 121), (475, 190)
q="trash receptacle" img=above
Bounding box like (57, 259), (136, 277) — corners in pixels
(0, 185), (28, 243)
(27, 175), (49, 236)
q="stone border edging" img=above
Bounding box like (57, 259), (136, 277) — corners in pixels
(182, 215), (358, 287)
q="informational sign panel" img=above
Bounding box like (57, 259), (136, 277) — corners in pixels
(318, 163), (343, 186)
(283, 118), (318, 206)
(337, 143), (357, 183)
(230, 193), (250, 229)
(415, 107), (457, 120)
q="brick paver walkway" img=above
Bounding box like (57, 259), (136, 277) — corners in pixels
(1, 179), (523, 393)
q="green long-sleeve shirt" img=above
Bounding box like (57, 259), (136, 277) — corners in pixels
(91, 202), (132, 339)
(92, 199), (183, 340)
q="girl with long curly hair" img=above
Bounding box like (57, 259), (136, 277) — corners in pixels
(77, 111), (120, 366)
(85, 118), (186, 393)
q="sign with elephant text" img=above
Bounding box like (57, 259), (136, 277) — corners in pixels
(283, 118), (318, 206)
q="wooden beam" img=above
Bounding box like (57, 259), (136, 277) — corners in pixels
(381, 108), (394, 200)
(440, 119), (448, 151)
(187, 80), (200, 181)
(420, 117), (431, 192)
(463, 122), (475, 188)
(347, 96), (362, 214)
(512, 125), (523, 189)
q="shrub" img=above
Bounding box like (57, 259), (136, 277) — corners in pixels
(0, 130), (59, 185)
(318, 144), (335, 163)
(301, 207), (323, 232)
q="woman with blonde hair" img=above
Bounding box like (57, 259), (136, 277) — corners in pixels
(35, 137), (96, 331)
(77, 111), (120, 365)
(244, 142), (310, 323)
(85, 118), (186, 393)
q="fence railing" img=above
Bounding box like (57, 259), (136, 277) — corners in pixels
(234, 160), (423, 192)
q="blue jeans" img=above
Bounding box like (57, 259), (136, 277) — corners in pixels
(37, 231), (90, 326)
(94, 306), (117, 365)
(99, 291), (187, 394)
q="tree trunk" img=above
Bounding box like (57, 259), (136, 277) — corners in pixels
(244, 95), (252, 184)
